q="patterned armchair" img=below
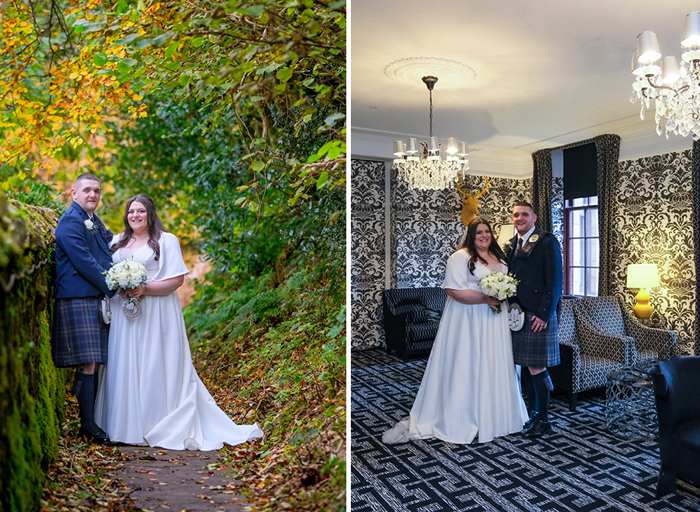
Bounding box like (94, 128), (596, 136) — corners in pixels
(574, 296), (677, 363)
(383, 287), (447, 361)
(549, 298), (635, 411)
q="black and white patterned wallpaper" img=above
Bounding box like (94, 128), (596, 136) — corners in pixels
(352, 151), (696, 350)
(611, 150), (695, 342)
(351, 158), (532, 350)
(391, 174), (532, 289)
(351, 160), (387, 350)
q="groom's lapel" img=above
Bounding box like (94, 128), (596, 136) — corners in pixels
(507, 235), (520, 272)
(92, 218), (112, 256)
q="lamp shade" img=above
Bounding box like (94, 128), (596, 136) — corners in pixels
(626, 264), (660, 289)
(682, 12), (700, 48)
(445, 137), (458, 155)
(637, 30), (662, 64)
(661, 56), (681, 85)
(406, 137), (418, 154)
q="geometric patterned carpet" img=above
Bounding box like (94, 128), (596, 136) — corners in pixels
(351, 349), (700, 512)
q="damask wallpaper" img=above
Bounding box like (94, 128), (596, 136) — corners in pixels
(350, 160), (387, 350)
(391, 174), (533, 289)
(352, 151), (695, 351)
(351, 158), (532, 350)
(612, 150), (695, 344)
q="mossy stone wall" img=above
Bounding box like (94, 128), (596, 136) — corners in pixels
(0, 193), (69, 511)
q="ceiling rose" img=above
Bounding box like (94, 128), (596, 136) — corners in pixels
(383, 57), (476, 89)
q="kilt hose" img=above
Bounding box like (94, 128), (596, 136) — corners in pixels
(512, 310), (560, 368)
(52, 297), (108, 368)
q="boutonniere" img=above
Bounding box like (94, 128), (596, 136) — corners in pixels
(84, 219), (95, 234)
(503, 242), (512, 254)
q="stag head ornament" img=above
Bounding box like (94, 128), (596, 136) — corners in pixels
(457, 178), (492, 225)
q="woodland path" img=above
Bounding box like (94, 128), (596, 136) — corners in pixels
(116, 445), (248, 511)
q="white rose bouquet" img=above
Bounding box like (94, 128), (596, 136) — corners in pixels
(479, 271), (519, 314)
(104, 259), (148, 318)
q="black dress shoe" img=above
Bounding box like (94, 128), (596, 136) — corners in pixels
(523, 419), (552, 437)
(79, 423), (111, 445)
(522, 414), (538, 431)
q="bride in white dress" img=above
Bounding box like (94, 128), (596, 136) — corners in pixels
(95, 194), (263, 450)
(383, 217), (528, 445)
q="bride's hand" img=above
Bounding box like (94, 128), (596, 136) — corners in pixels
(118, 289), (128, 299)
(125, 285), (145, 299)
(483, 294), (501, 310)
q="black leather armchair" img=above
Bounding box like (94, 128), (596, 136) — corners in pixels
(651, 356), (700, 497)
(382, 287), (447, 361)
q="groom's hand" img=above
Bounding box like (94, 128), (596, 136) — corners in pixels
(530, 315), (548, 332)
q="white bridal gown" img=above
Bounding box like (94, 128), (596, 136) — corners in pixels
(95, 232), (263, 451)
(383, 250), (528, 445)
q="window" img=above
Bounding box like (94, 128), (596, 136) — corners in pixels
(564, 196), (598, 296)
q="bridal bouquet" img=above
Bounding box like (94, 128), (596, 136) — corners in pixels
(479, 272), (519, 314)
(104, 259), (148, 319)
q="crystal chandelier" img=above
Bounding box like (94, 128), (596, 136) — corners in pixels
(630, 12), (700, 139)
(392, 76), (469, 190)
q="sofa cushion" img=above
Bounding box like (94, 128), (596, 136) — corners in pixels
(393, 304), (421, 317)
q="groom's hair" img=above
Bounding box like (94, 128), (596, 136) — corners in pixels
(74, 173), (101, 188)
(513, 200), (534, 213)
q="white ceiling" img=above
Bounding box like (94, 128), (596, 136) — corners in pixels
(350, 0), (699, 178)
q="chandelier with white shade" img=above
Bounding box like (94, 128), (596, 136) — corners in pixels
(630, 12), (700, 139)
(392, 76), (469, 190)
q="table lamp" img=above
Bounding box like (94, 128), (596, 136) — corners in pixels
(626, 264), (660, 320)
(497, 224), (515, 250)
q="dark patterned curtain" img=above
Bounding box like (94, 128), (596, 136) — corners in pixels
(531, 134), (621, 296)
(593, 134), (621, 297)
(532, 149), (553, 232)
(694, 140), (700, 355)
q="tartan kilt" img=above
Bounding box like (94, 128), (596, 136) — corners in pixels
(52, 298), (109, 367)
(512, 311), (560, 367)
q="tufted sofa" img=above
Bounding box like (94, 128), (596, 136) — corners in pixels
(549, 296), (677, 411)
(383, 287), (447, 361)
(651, 356), (700, 497)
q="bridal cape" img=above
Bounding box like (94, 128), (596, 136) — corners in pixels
(383, 251), (527, 445)
(95, 232), (263, 450)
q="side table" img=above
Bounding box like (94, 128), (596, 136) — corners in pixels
(605, 360), (659, 439)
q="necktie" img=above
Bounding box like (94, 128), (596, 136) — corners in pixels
(517, 238), (523, 254)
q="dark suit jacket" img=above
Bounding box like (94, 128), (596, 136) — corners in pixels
(506, 226), (563, 322)
(54, 202), (115, 299)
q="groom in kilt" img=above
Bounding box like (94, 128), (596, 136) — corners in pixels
(507, 201), (563, 438)
(52, 173), (115, 444)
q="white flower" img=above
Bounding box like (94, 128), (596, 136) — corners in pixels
(84, 219), (95, 233)
(104, 259), (148, 291)
(479, 271), (520, 314)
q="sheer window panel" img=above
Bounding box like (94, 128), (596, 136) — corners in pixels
(586, 268), (599, 296)
(570, 267), (585, 296)
(570, 210), (585, 237)
(586, 209), (598, 237)
(570, 239), (584, 266)
(586, 238), (599, 267)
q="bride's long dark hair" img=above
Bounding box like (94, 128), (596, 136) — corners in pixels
(459, 217), (507, 274)
(110, 194), (167, 260)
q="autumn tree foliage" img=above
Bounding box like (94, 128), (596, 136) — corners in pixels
(0, 0), (346, 203)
